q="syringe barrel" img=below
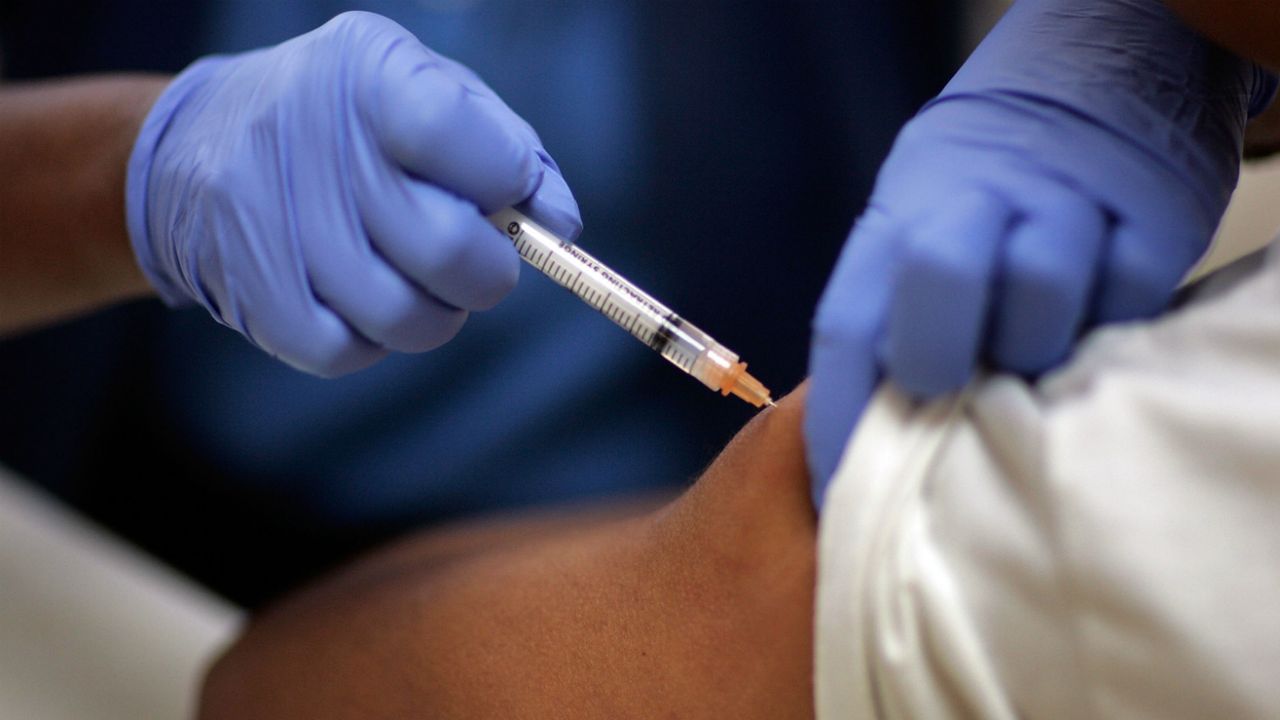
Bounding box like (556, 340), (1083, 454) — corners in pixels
(489, 208), (758, 400)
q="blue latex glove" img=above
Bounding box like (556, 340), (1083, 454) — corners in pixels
(807, 0), (1277, 503)
(127, 12), (581, 377)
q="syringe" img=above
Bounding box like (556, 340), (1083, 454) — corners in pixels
(487, 208), (774, 409)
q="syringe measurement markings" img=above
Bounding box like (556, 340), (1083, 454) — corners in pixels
(544, 256), (577, 291)
(601, 297), (617, 320)
(491, 210), (774, 408)
(661, 344), (695, 372)
(539, 244), (694, 364)
(560, 274), (660, 349)
(602, 298), (633, 328)
(511, 220), (704, 379)
(553, 239), (673, 322)
(510, 225), (572, 292)
(607, 302), (626, 324)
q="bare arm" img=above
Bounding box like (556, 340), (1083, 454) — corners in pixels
(1162, 0), (1280, 70)
(0, 76), (167, 334)
(199, 385), (817, 719)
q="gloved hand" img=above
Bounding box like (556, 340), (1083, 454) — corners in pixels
(807, 0), (1277, 503)
(126, 11), (581, 377)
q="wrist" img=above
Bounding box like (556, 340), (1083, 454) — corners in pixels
(0, 75), (169, 334)
(107, 78), (171, 295)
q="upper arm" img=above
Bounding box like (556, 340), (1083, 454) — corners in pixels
(1163, 0), (1280, 69)
(199, 386), (816, 719)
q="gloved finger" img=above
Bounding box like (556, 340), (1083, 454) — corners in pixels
(367, 40), (541, 213)
(427, 55), (582, 241)
(881, 190), (1012, 398)
(235, 281), (389, 379)
(260, 306), (389, 378)
(432, 53), (545, 148)
(360, 176), (521, 311)
(806, 209), (899, 505)
(272, 100), (473, 355)
(306, 233), (469, 354)
(987, 178), (1107, 375)
(1078, 150), (1217, 324)
(432, 52), (502, 99)
(516, 152), (583, 242)
(1090, 214), (1207, 323)
(195, 188), (390, 378)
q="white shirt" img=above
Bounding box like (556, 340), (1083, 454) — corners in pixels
(816, 244), (1280, 718)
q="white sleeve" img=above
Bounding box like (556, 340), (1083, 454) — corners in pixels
(815, 246), (1280, 719)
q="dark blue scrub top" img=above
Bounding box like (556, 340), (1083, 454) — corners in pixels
(0, 0), (958, 605)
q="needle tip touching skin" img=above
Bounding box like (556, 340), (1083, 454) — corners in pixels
(727, 368), (774, 408)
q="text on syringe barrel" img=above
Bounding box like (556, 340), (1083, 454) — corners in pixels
(490, 209), (733, 382)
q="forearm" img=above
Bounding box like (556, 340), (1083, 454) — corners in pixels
(1162, 0), (1280, 70)
(0, 75), (167, 334)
